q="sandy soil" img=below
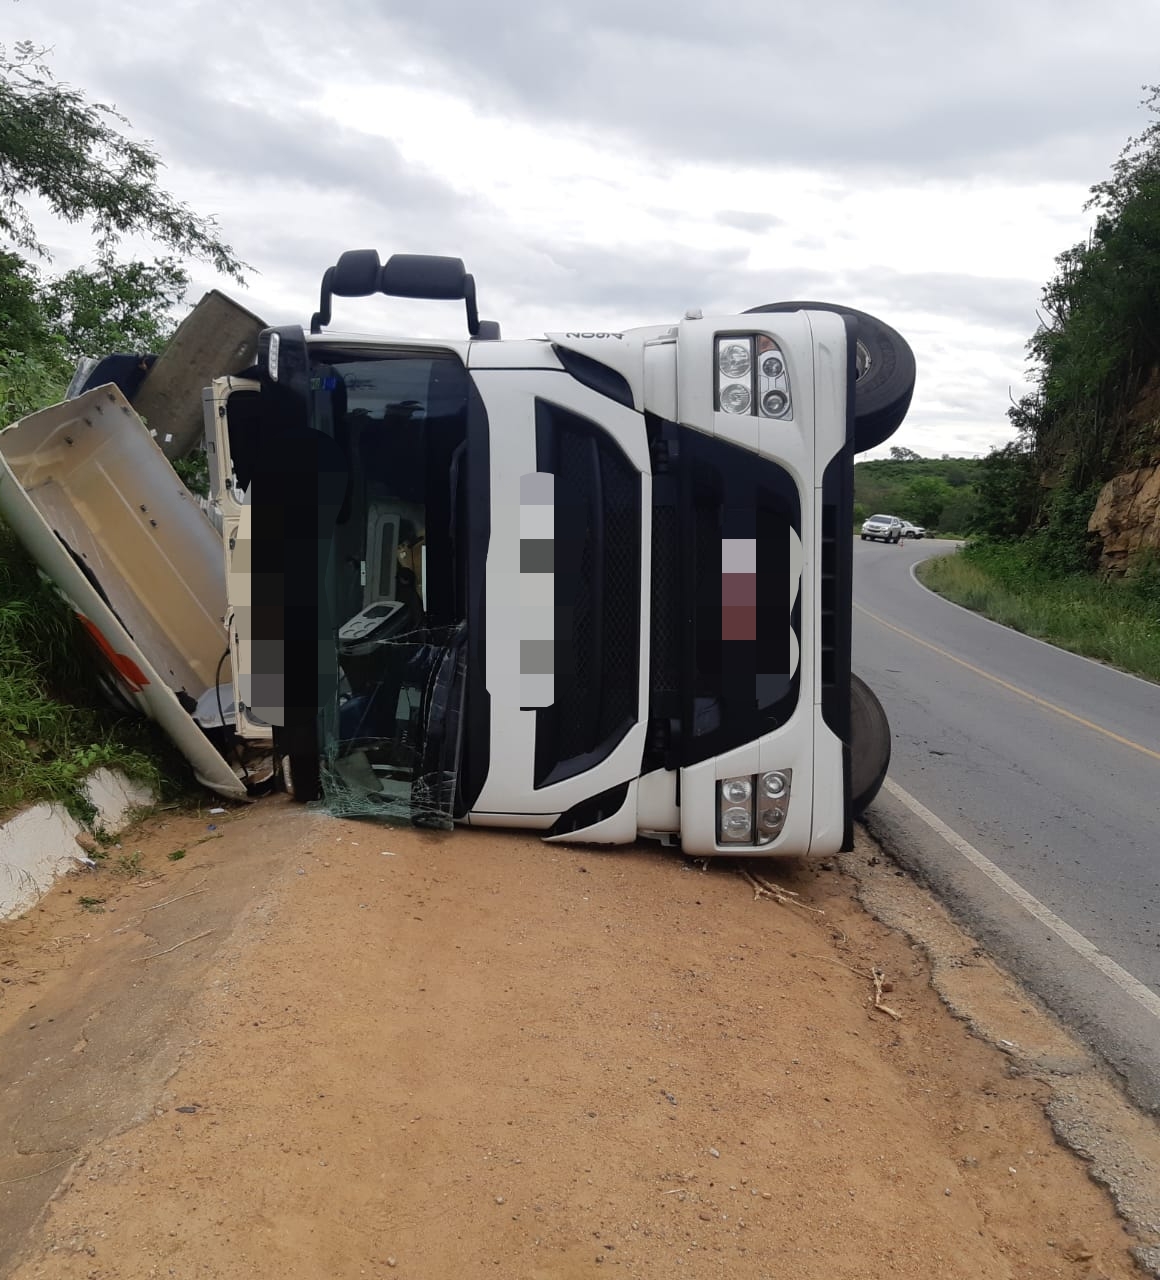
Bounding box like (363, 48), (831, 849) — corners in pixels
(0, 798), (1153, 1279)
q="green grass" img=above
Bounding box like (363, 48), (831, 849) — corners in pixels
(0, 518), (191, 822)
(917, 540), (1160, 682)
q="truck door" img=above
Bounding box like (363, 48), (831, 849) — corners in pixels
(203, 376), (276, 743)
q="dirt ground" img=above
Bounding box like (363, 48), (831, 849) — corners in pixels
(1, 798), (1156, 1279)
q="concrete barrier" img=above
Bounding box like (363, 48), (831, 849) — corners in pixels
(0, 770), (157, 920)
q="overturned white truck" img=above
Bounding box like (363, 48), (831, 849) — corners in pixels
(0, 253), (912, 854)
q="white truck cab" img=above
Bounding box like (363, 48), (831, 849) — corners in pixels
(0, 252), (913, 856)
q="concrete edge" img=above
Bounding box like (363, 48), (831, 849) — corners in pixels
(844, 826), (1160, 1276)
(0, 769), (158, 921)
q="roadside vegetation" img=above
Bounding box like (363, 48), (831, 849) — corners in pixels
(918, 88), (1160, 673)
(917, 540), (1160, 681)
(1, 40), (244, 817)
(0, 520), (184, 820)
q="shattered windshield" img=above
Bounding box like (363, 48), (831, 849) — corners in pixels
(310, 348), (470, 827)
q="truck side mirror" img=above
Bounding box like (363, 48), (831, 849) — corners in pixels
(333, 249), (383, 297)
(379, 254), (466, 300)
(311, 251), (385, 333)
(310, 250), (487, 337)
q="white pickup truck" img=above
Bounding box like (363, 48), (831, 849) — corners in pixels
(0, 253), (913, 855)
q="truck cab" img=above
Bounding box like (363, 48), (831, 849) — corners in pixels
(211, 253), (912, 855)
(0, 252), (913, 856)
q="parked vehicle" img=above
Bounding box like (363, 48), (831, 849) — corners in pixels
(900, 521), (925, 539)
(0, 254), (915, 855)
(860, 514), (903, 543)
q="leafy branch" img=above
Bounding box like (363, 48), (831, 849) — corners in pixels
(0, 41), (246, 280)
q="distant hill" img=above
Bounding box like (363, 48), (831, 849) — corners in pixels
(854, 452), (981, 533)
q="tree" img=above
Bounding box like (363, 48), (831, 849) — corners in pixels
(41, 255), (189, 361)
(1012, 84), (1160, 531)
(0, 43), (245, 421)
(971, 441), (1037, 538)
(902, 476), (954, 529)
(0, 41), (244, 279)
(936, 488), (977, 534)
(0, 251), (69, 420)
(889, 445), (922, 461)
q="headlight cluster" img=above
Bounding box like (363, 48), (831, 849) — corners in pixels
(715, 336), (793, 420)
(717, 770), (792, 845)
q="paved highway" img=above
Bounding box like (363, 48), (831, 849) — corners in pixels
(853, 537), (1160, 1111)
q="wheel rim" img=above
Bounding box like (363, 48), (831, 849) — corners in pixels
(855, 339), (871, 380)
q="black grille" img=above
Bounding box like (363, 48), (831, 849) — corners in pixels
(820, 502), (837, 689)
(694, 500), (720, 578)
(597, 448), (640, 741)
(554, 429), (596, 761)
(649, 504), (679, 695)
(534, 403), (641, 787)
(665, 424), (802, 768)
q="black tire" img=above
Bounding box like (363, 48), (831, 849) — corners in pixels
(743, 301), (915, 453)
(860, 533), (867, 540)
(850, 672), (891, 817)
(284, 751), (322, 803)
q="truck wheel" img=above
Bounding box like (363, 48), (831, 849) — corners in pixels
(850, 673), (891, 817)
(743, 301), (915, 453)
(283, 752), (322, 803)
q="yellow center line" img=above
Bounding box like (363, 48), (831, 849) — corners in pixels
(855, 603), (1160, 765)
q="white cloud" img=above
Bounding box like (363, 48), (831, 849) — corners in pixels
(9, 0), (1153, 455)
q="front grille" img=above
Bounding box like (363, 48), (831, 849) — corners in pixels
(554, 429), (596, 762)
(820, 502), (837, 689)
(597, 450), (640, 741)
(649, 504), (679, 695)
(664, 424), (802, 768)
(534, 402), (641, 787)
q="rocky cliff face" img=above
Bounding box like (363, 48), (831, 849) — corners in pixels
(1089, 465), (1160, 572)
(1087, 371), (1160, 574)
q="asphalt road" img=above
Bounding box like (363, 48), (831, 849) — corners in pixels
(853, 536), (1160, 1112)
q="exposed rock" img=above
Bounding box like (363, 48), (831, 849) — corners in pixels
(1088, 464), (1160, 573)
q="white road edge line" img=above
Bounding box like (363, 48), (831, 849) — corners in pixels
(881, 776), (1160, 1023)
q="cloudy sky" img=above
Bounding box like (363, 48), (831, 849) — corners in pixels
(9, 0), (1160, 456)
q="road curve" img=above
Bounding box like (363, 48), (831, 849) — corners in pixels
(853, 537), (1160, 1112)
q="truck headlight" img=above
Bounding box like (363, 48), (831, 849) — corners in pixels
(760, 770), (788, 800)
(718, 341), (752, 378)
(759, 806), (785, 833)
(756, 336), (792, 420)
(720, 383), (752, 414)
(761, 389), (788, 417)
(715, 335), (792, 419)
(717, 769), (792, 845)
(721, 777), (752, 804)
(721, 806), (753, 839)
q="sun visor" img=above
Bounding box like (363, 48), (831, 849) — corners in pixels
(545, 331), (650, 411)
